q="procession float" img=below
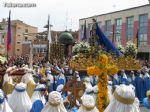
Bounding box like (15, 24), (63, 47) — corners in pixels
(69, 19), (141, 112)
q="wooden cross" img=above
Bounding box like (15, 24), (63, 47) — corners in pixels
(63, 74), (85, 107)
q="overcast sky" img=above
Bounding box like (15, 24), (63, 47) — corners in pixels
(0, 0), (149, 32)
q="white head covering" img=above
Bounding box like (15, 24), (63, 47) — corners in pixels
(46, 71), (54, 83)
(75, 71), (81, 81)
(31, 84), (46, 105)
(0, 89), (13, 112)
(84, 77), (93, 89)
(78, 95), (99, 112)
(56, 84), (64, 93)
(144, 68), (150, 77)
(21, 70), (35, 84)
(41, 91), (67, 112)
(123, 73), (127, 79)
(8, 83), (32, 112)
(104, 84), (140, 112)
(114, 74), (119, 81)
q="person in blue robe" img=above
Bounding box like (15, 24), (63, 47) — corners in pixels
(120, 70), (129, 85)
(55, 68), (66, 88)
(135, 70), (144, 103)
(143, 69), (150, 98)
(30, 100), (44, 112)
(113, 74), (120, 85)
(143, 90), (150, 109)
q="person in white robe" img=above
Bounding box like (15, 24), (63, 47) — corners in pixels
(31, 84), (46, 112)
(31, 84), (46, 105)
(0, 89), (13, 112)
(21, 68), (36, 97)
(3, 67), (14, 95)
(93, 85), (98, 102)
(104, 84), (140, 112)
(41, 91), (67, 112)
(84, 77), (93, 90)
(78, 94), (99, 112)
(108, 81), (113, 101)
(8, 83), (32, 112)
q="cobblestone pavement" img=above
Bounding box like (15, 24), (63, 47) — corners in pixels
(140, 106), (149, 112)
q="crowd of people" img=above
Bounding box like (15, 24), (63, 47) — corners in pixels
(0, 59), (150, 112)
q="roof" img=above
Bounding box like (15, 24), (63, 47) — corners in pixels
(36, 30), (78, 42)
(0, 19), (37, 28)
(80, 4), (150, 20)
(59, 31), (75, 45)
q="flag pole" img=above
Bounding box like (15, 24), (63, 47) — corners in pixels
(7, 10), (11, 60)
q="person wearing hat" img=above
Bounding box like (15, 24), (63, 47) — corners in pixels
(41, 91), (67, 112)
(8, 83), (32, 112)
(21, 68), (36, 97)
(104, 84), (140, 112)
(78, 94), (99, 112)
(143, 90), (150, 109)
(3, 67), (14, 95)
(31, 84), (47, 112)
(0, 89), (13, 112)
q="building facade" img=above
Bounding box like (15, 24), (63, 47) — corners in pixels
(0, 19), (38, 56)
(79, 4), (150, 60)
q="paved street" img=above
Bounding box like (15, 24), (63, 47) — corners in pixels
(140, 106), (149, 112)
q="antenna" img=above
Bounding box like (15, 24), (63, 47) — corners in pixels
(66, 10), (68, 31)
(70, 18), (72, 31)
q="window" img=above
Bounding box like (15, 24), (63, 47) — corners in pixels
(139, 14), (148, 45)
(1, 35), (4, 44)
(25, 37), (28, 41)
(105, 20), (111, 37)
(37, 48), (40, 53)
(126, 16), (134, 41)
(25, 29), (28, 33)
(18, 34), (21, 37)
(44, 49), (47, 53)
(17, 49), (20, 51)
(17, 27), (21, 29)
(115, 18), (122, 44)
(17, 42), (20, 44)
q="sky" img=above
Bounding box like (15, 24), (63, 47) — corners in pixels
(0, 0), (149, 32)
